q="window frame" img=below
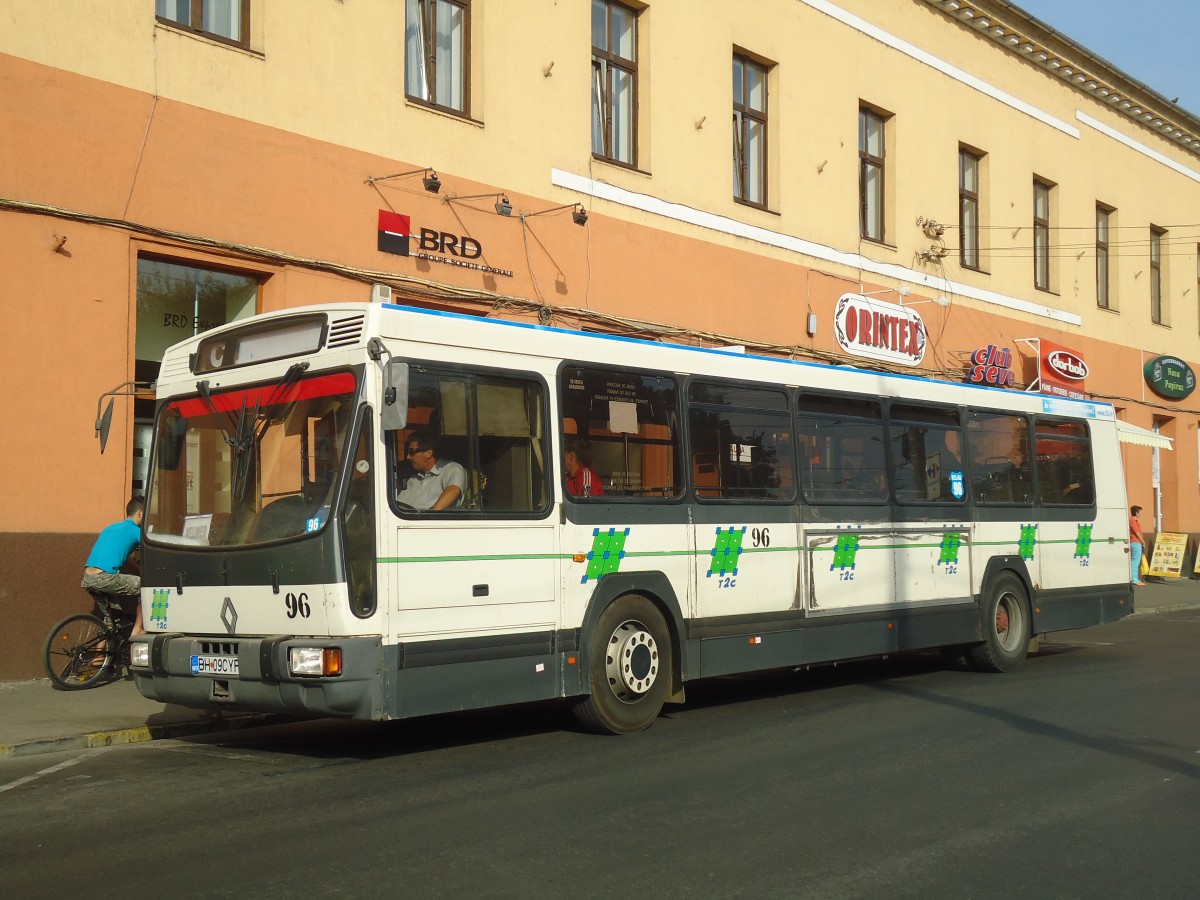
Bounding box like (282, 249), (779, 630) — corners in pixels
(591, 0), (640, 168)
(886, 403), (967, 507)
(558, 362), (684, 503)
(1033, 179), (1052, 292)
(859, 107), (887, 244)
(795, 392), (889, 506)
(155, 0), (251, 50)
(732, 54), (769, 210)
(1096, 204), (1113, 310)
(959, 149), (982, 271)
(405, 0), (471, 117)
(966, 411), (1033, 506)
(388, 361), (552, 519)
(1033, 417), (1096, 507)
(687, 378), (795, 504)
(1150, 225), (1166, 325)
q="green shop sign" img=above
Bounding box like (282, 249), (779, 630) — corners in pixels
(1144, 355), (1196, 400)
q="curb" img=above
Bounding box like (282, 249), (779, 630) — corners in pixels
(1133, 601), (1200, 616)
(0, 713), (286, 759)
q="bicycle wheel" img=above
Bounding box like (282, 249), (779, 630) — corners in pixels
(44, 614), (114, 690)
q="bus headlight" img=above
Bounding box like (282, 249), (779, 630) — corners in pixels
(130, 642), (151, 668)
(288, 647), (342, 677)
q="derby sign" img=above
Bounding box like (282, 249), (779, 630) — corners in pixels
(833, 293), (926, 366)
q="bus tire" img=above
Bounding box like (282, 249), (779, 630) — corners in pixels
(968, 572), (1031, 673)
(573, 594), (672, 735)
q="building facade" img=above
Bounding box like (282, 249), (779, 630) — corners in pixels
(2, 0), (1198, 679)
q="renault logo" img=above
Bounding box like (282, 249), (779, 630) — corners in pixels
(220, 597), (238, 635)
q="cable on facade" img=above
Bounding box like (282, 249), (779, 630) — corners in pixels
(7, 195), (1200, 416)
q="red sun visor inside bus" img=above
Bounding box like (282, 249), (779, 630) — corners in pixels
(169, 372), (356, 419)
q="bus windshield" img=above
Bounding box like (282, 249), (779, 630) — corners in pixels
(146, 369), (358, 548)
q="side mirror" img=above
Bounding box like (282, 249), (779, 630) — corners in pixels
(380, 359), (409, 431)
(96, 399), (115, 454)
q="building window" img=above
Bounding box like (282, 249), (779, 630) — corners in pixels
(959, 149), (981, 270)
(1096, 205), (1112, 309)
(156, 0), (249, 47)
(134, 256), (259, 496)
(405, 0), (469, 115)
(1151, 226), (1166, 325)
(591, 0), (638, 166)
(1033, 179), (1052, 292)
(733, 55), (768, 208)
(859, 107), (886, 243)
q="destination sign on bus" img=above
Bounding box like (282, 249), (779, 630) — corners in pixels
(192, 314), (327, 374)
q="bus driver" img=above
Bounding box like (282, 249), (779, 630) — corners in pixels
(398, 431), (466, 511)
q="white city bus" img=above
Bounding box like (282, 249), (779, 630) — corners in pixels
(130, 302), (1133, 733)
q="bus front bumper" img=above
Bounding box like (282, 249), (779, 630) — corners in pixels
(129, 633), (385, 720)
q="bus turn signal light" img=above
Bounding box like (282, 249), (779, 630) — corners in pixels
(288, 647), (343, 677)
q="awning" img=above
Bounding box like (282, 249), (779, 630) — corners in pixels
(1116, 420), (1173, 450)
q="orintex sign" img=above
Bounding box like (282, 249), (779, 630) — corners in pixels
(833, 293), (926, 366)
(1039, 339), (1088, 400)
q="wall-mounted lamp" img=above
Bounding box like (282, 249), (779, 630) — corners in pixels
(901, 295), (950, 308)
(520, 202), (588, 227)
(365, 167), (441, 194)
(446, 192), (513, 216)
(861, 285), (912, 298)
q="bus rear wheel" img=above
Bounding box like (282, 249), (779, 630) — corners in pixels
(573, 595), (672, 735)
(968, 573), (1031, 673)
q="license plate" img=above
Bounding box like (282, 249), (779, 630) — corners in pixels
(191, 654), (240, 676)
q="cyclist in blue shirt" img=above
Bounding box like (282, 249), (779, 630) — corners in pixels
(81, 497), (145, 636)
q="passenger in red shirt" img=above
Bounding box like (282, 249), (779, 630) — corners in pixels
(565, 438), (603, 497)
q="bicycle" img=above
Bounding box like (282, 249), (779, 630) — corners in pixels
(43, 590), (137, 690)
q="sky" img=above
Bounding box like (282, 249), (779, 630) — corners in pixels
(1017, 1), (1200, 117)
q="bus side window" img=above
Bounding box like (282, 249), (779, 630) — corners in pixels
(1035, 419), (1095, 505)
(796, 394), (887, 504)
(391, 366), (550, 515)
(687, 380), (794, 502)
(559, 365), (682, 500)
(967, 412), (1032, 505)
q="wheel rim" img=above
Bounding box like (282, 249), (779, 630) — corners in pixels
(605, 619), (660, 703)
(48, 619), (107, 686)
(995, 590), (1024, 653)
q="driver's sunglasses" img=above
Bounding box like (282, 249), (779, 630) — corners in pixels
(406, 446), (425, 457)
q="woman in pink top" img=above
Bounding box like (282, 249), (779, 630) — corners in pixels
(1129, 505), (1146, 585)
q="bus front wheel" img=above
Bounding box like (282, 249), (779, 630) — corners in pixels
(968, 573), (1031, 673)
(573, 594), (672, 735)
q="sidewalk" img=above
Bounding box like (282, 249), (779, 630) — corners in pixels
(4, 579), (1198, 759)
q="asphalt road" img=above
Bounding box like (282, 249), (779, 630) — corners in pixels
(3, 609), (1198, 899)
